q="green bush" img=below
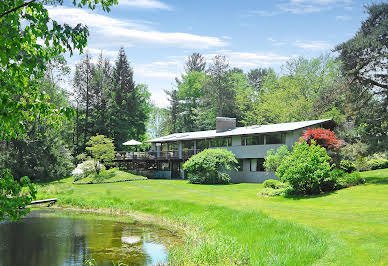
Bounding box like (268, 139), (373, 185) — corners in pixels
(321, 169), (345, 192)
(263, 179), (287, 189)
(263, 145), (290, 172)
(367, 158), (388, 170)
(339, 160), (356, 173)
(276, 141), (333, 195)
(258, 187), (289, 197)
(183, 149), (237, 184)
(342, 172), (365, 186)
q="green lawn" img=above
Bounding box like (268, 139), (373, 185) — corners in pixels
(37, 169), (388, 265)
(73, 168), (147, 184)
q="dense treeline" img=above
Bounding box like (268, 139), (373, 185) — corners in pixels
(0, 48), (151, 181)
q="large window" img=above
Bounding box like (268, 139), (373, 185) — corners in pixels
(238, 159), (244, 172)
(242, 135), (264, 146)
(168, 142), (178, 150)
(210, 137), (232, 147)
(182, 140), (195, 150)
(250, 158), (265, 172)
(196, 139), (209, 150)
(266, 133), (286, 144)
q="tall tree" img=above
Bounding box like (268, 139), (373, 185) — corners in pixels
(335, 3), (388, 153)
(108, 48), (150, 149)
(146, 105), (169, 139)
(165, 89), (180, 133)
(247, 68), (274, 90)
(73, 53), (95, 150)
(206, 55), (232, 117)
(184, 53), (206, 73)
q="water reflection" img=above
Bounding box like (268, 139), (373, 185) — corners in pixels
(0, 210), (178, 266)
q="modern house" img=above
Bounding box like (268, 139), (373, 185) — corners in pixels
(116, 117), (335, 183)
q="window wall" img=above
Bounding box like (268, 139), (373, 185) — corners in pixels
(210, 137), (232, 147)
(241, 135), (264, 146)
(266, 133), (286, 144)
(250, 158), (265, 172)
(241, 133), (286, 145)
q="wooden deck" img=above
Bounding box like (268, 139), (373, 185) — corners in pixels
(29, 198), (57, 206)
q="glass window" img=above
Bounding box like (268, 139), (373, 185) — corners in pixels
(183, 141), (194, 150)
(266, 133), (286, 144)
(168, 142), (178, 150)
(196, 139), (209, 150)
(210, 137), (232, 147)
(238, 159), (244, 172)
(250, 158), (265, 172)
(242, 135), (264, 145)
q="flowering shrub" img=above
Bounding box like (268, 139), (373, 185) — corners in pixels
(299, 128), (343, 151)
(72, 160), (105, 181)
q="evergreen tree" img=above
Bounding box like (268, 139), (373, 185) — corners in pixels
(184, 53), (206, 73)
(108, 47), (151, 149)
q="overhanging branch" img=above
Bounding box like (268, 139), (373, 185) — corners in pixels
(0, 0), (36, 19)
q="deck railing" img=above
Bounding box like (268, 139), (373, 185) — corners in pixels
(116, 149), (202, 161)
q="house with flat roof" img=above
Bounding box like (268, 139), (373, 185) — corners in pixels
(116, 117), (334, 183)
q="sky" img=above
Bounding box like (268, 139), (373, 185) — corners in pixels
(48, 0), (370, 107)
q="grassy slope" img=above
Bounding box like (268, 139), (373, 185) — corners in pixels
(73, 168), (147, 184)
(37, 169), (388, 265)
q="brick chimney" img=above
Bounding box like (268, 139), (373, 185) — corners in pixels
(216, 117), (236, 132)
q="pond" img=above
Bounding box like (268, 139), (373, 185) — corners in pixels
(0, 209), (180, 266)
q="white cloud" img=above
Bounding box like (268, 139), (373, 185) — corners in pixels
(294, 40), (332, 50)
(47, 6), (227, 49)
(253, 0), (353, 15)
(85, 47), (119, 58)
(119, 0), (172, 10)
(336, 15), (351, 21)
(268, 37), (287, 46)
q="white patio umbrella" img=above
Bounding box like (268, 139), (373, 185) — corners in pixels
(123, 139), (142, 146)
(123, 139), (142, 151)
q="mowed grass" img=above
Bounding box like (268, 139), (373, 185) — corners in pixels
(73, 168), (147, 184)
(37, 169), (388, 265)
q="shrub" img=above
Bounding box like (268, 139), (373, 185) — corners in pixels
(263, 145), (290, 172)
(258, 187), (289, 197)
(367, 158), (388, 170)
(86, 135), (115, 174)
(300, 128), (343, 151)
(339, 160), (356, 173)
(276, 140), (333, 195)
(183, 149), (237, 184)
(355, 157), (370, 171)
(321, 169), (346, 192)
(72, 160), (104, 181)
(263, 179), (287, 189)
(342, 172), (365, 186)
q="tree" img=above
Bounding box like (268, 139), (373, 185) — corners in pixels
(247, 68), (274, 89)
(0, 0), (116, 220)
(147, 105), (169, 139)
(177, 71), (207, 132)
(299, 128), (343, 151)
(206, 55), (231, 117)
(108, 48), (151, 150)
(86, 135), (115, 175)
(73, 53), (95, 150)
(335, 3), (388, 97)
(264, 145), (290, 172)
(165, 88), (180, 133)
(184, 53), (206, 73)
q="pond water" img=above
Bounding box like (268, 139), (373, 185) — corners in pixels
(0, 209), (179, 266)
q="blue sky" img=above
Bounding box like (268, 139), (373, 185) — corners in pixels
(49, 0), (369, 106)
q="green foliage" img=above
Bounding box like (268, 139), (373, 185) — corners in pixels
(339, 160), (356, 173)
(86, 135), (115, 174)
(263, 179), (288, 189)
(0, 169), (36, 221)
(276, 141), (333, 195)
(264, 145), (290, 172)
(258, 187), (290, 197)
(367, 159), (388, 170)
(183, 149), (237, 184)
(73, 168), (147, 184)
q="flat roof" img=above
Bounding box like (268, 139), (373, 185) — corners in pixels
(146, 119), (333, 143)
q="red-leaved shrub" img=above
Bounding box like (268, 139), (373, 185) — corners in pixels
(299, 128), (343, 151)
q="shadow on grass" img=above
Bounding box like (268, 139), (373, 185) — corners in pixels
(284, 190), (338, 200)
(364, 176), (388, 184)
